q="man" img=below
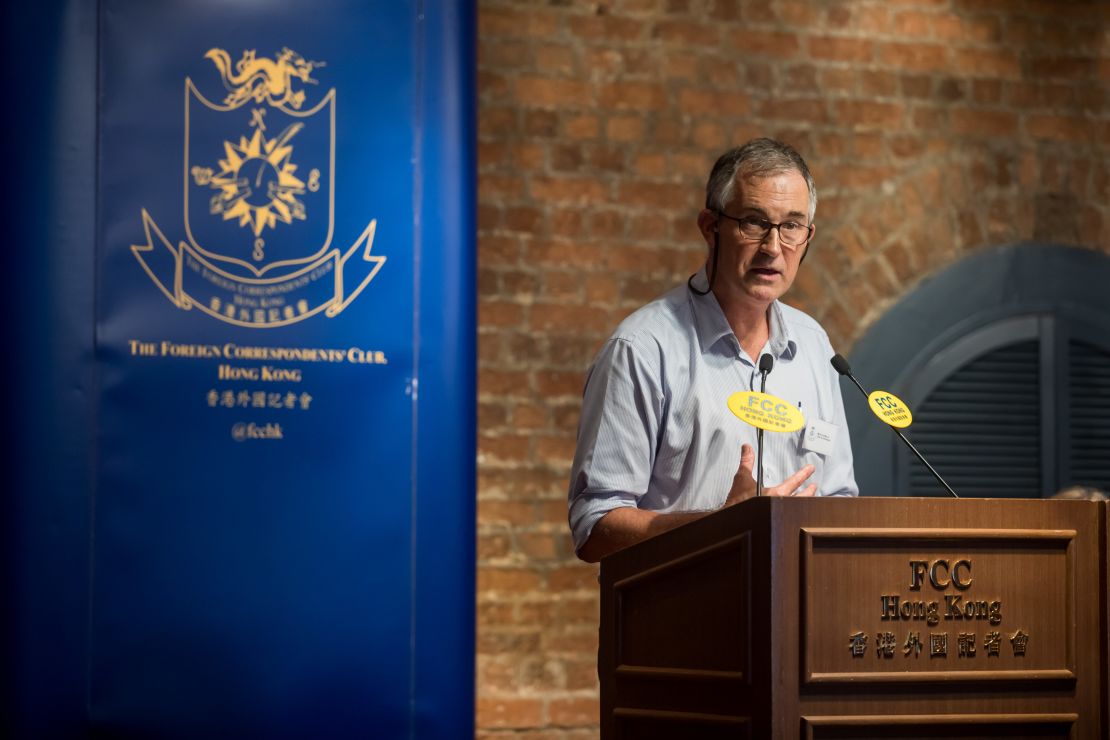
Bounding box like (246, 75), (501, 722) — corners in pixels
(568, 138), (858, 563)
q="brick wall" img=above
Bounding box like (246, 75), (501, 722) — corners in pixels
(476, 0), (1109, 736)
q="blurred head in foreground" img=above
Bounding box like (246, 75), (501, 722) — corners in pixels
(1051, 485), (1108, 502)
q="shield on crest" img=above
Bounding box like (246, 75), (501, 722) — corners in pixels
(184, 79), (334, 276)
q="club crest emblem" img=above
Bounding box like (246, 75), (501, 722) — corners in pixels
(133, 48), (384, 327)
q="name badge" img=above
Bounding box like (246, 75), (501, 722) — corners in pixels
(802, 419), (836, 456)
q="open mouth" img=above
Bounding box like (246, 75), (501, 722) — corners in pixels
(750, 267), (779, 277)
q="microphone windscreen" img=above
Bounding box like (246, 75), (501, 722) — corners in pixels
(758, 354), (774, 373)
(830, 354), (852, 376)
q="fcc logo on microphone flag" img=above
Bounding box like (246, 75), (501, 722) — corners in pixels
(728, 391), (807, 433)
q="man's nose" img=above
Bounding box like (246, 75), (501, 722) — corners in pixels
(758, 227), (783, 256)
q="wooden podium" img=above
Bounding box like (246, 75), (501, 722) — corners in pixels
(598, 497), (1106, 739)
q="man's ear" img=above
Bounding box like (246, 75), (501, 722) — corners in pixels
(696, 209), (718, 246)
(800, 222), (816, 263)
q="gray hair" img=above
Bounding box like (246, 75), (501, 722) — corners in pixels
(705, 138), (817, 222)
(1051, 485), (1109, 501)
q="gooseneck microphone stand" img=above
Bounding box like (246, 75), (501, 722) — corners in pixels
(830, 354), (959, 498)
(755, 354), (774, 496)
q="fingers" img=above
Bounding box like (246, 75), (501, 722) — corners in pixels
(766, 464), (816, 497)
(738, 443), (755, 478)
(725, 444), (757, 507)
(733, 447), (819, 502)
(781, 463), (816, 492)
(793, 483), (818, 498)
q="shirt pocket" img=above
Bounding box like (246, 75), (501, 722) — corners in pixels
(783, 386), (818, 453)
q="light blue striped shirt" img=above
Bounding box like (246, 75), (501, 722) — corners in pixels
(568, 272), (858, 552)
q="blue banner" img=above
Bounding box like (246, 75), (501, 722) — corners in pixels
(5, 1), (474, 737)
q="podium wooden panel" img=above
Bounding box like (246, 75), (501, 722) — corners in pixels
(599, 497), (1106, 739)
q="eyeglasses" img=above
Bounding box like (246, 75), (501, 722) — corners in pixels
(717, 211), (813, 249)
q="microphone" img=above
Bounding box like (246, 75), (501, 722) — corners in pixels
(759, 353), (775, 380)
(830, 354), (959, 498)
(756, 354), (774, 496)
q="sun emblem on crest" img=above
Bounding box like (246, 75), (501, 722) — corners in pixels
(191, 114), (322, 261)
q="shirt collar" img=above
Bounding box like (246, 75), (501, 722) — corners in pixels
(687, 267), (798, 361)
(767, 300), (798, 361)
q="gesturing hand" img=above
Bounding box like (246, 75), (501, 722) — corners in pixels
(724, 443), (817, 506)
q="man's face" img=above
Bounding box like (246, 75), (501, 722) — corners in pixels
(699, 170), (813, 308)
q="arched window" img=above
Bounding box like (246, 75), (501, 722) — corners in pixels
(845, 245), (1110, 498)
